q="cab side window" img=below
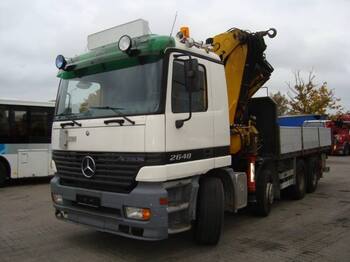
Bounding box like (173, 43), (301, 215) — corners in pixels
(172, 60), (207, 113)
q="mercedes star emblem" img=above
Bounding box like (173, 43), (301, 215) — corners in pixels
(81, 156), (96, 178)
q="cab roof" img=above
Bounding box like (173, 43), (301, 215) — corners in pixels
(57, 34), (221, 80)
(58, 35), (175, 79)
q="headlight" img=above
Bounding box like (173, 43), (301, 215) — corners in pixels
(118, 35), (132, 52)
(55, 55), (67, 69)
(124, 206), (151, 221)
(51, 193), (63, 204)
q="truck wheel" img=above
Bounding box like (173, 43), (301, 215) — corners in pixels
(0, 162), (7, 187)
(194, 177), (224, 245)
(290, 160), (306, 200)
(255, 167), (274, 217)
(344, 144), (350, 156)
(306, 158), (319, 193)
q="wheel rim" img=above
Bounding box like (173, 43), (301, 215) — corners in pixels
(266, 182), (274, 205)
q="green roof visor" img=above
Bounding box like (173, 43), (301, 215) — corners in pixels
(58, 35), (175, 79)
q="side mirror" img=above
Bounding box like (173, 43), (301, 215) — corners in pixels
(184, 59), (200, 92)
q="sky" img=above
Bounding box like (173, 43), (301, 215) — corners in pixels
(0, 0), (349, 111)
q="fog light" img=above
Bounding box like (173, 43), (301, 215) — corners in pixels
(52, 193), (63, 204)
(62, 211), (68, 219)
(124, 206), (151, 221)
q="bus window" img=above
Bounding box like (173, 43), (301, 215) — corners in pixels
(30, 110), (51, 142)
(13, 110), (28, 141)
(0, 107), (10, 139)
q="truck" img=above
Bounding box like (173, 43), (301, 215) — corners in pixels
(332, 115), (350, 155)
(50, 19), (331, 245)
(304, 115), (350, 155)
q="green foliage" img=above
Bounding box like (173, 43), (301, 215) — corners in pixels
(287, 71), (343, 115)
(271, 70), (344, 116)
(270, 91), (289, 116)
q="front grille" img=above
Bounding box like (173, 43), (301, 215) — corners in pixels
(53, 150), (164, 193)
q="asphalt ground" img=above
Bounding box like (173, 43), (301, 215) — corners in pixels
(0, 156), (349, 262)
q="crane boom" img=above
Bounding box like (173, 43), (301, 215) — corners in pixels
(207, 28), (277, 154)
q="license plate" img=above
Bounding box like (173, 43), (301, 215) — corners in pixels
(76, 194), (100, 208)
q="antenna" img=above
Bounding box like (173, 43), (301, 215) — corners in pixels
(169, 11), (178, 37)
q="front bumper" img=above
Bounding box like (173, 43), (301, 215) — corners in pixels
(51, 176), (169, 240)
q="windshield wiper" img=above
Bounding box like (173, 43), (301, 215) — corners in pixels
(56, 112), (82, 128)
(60, 119), (82, 128)
(90, 106), (135, 125)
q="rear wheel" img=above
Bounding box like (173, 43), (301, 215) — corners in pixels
(306, 158), (319, 193)
(194, 177), (224, 245)
(255, 167), (274, 217)
(290, 160), (306, 200)
(344, 144), (350, 156)
(0, 162), (7, 187)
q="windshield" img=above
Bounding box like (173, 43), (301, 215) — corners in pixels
(55, 60), (163, 121)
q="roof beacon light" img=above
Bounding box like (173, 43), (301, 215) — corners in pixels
(180, 27), (190, 38)
(55, 55), (67, 70)
(176, 26), (190, 44)
(118, 35), (132, 52)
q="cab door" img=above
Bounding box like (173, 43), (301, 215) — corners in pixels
(165, 53), (214, 161)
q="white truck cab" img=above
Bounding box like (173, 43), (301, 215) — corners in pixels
(51, 21), (237, 242)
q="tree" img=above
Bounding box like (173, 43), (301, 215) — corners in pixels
(287, 70), (343, 115)
(270, 91), (290, 115)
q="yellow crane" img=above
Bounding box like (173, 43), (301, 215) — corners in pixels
(208, 28), (277, 154)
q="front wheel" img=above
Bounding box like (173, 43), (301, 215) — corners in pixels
(194, 177), (224, 245)
(255, 167), (274, 217)
(343, 144), (350, 156)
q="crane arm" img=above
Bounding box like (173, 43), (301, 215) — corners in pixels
(209, 28), (276, 126)
(207, 28), (276, 154)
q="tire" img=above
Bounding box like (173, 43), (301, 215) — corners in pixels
(290, 160), (306, 200)
(0, 162), (7, 187)
(255, 167), (274, 217)
(306, 158), (319, 193)
(194, 177), (224, 245)
(343, 144), (350, 156)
